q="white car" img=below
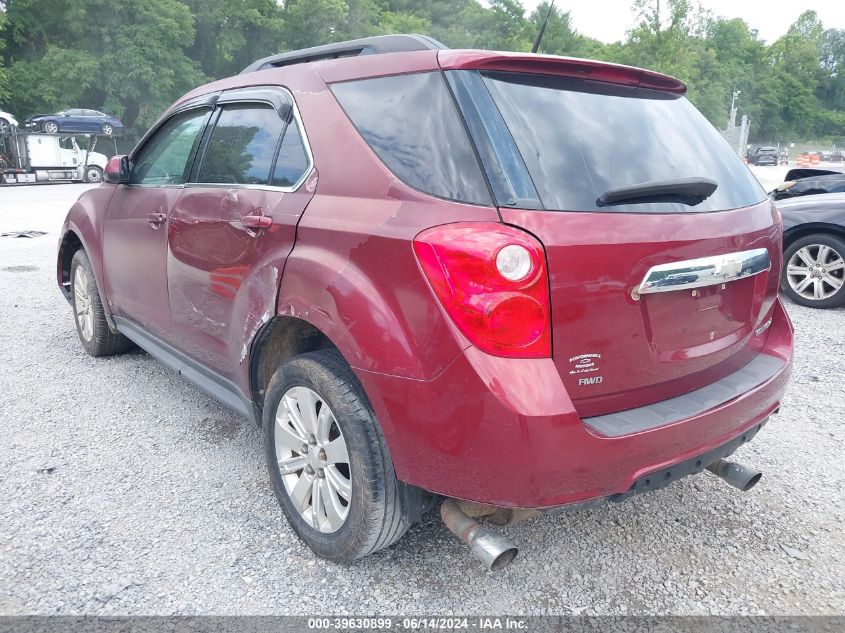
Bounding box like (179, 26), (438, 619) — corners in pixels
(0, 110), (19, 134)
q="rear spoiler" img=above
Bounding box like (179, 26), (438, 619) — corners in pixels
(438, 50), (687, 94)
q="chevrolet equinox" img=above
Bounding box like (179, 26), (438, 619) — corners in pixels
(58, 35), (793, 569)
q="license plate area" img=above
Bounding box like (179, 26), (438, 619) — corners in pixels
(641, 274), (766, 361)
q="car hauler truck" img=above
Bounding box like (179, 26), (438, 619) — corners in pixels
(0, 129), (114, 185)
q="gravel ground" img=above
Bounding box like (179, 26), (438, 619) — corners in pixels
(0, 180), (843, 616)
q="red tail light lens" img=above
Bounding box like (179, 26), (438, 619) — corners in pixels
(413, 223), (551, 358)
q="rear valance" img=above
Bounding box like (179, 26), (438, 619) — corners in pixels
(437, 50), (687, 94)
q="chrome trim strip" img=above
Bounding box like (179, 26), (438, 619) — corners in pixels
(636, 248), (770, 296)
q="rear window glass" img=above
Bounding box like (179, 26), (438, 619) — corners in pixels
(480, 72), (766, 213)
(331, 72), (491, 206)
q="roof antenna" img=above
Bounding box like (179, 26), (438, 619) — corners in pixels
(531, 0), (556, 54)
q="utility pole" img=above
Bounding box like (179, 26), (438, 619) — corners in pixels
(727, 89), (741, 138)
(737, 115), (749, 158)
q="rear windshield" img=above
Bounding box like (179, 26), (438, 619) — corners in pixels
(478, 71), (766, 213)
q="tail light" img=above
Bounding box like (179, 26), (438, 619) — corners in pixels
(413, 222), (551, 358)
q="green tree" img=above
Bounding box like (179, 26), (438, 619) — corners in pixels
(185, 0), (286, 78)
(0, 9), (9, 101)
(0, 0), (843, 145)
(2, 0), (204, 137)
(526, 1), (597, 57)
(282, 0), (348, 49)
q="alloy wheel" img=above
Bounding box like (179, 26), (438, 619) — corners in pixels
(102, 124), (113, 135)
(73, 265), (94, 342)
(786, 244), (844, 301)
(44, 121), (58, 134)
(274, 386), (351, 533)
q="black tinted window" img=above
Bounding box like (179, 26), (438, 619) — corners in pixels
(197, 104), (285, 185)
(331, 72), (491, 205)
(480, 72), (766, 213)
(271, 121), (309, 188)
(131, 108), (207, 185)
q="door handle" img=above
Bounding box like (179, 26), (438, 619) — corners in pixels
(147, 211), (167, 228)
(242, 214), (272, 230)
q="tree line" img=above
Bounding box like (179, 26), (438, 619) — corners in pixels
(0, 0), (842, 145)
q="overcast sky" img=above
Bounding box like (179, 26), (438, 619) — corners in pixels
(519, 1), (844, 44)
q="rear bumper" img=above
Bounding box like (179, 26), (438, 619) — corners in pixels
(541, 418), (767, 514)
(359, 299), (793, 508)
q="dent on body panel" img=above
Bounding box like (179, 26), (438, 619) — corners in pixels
(234, 172), (320, 386)
(277, 225), (427, 377)
(168, 191), (253, 336)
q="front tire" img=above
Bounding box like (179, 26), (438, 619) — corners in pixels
(0, 118), (11, 134)
(84, 165), (103, 183)
(101, 123), (113, 136)
(782, 233), (845, 309)
(43, 120), (59, 134)
(70, 250), (133, 356)
(263, 349), (410, 562)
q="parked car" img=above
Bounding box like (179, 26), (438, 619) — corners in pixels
(747, 146), (779, 166)
(778, 192), (845, 308)
(26, 109), (124, 136)
(57, 35), (793, 568)
(771, 169), (845, 201)
(0, 109), (18, 134)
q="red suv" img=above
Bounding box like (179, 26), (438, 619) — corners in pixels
(58, 35), (792, 568)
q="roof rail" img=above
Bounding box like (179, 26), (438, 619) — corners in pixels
(241, 34), (447, 74)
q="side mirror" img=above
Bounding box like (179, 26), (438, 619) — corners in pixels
(104, 155), (130, 184)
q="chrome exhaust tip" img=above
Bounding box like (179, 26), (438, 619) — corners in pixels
(706, 458), (763, 492)
(440, 499), (518, 571)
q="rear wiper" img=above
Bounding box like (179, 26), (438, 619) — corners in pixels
(597, 177), (718, 206)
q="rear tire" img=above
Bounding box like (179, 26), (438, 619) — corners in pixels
(70, 250), (133, 356)
(101, 123), (113, 136)
(263, 349), (410, 562)
(781, 233), (845, 309)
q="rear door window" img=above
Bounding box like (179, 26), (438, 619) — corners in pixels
(271, 121), (310, 188)
(331, 72), (491, 206)
(196, 104), (285, 185)
(477, 71), (766, 213)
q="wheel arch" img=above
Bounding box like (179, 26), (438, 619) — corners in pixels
(783, 223), (845, 250)
(56, 185), (118, 323)
(57, 228), (84, 302)
(249, 316), (437, 522)
(248, 315), (340, 417)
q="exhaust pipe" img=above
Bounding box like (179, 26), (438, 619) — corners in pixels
(706, 459), (762, 492)
(440, 499), (518, 571)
